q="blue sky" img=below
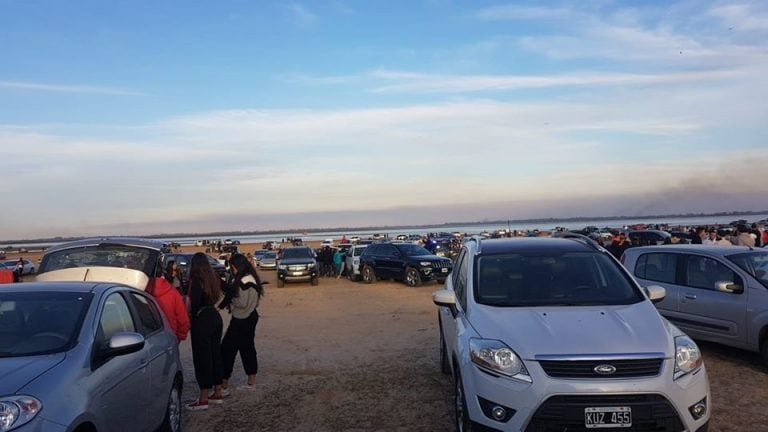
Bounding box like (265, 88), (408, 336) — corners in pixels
(1, 0), (767, 239)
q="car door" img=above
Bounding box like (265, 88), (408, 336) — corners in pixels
(630, 251), (681, 315)
(677, 253), (748, 345)
(127, 292), (176, 429)
(440, 249), (469, 369)
(380, 245), (403, 279)
(90, 291), (150, 432)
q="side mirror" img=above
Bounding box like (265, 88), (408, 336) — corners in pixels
(645, 285), (666, 304)
(715, 281), (743, 294)
(98, 332), (145, 361)
(433, 289), (458, 316)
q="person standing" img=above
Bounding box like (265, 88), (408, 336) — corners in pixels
(187, 252), (225, 410)
(220, 253), (264, 390)
(147, 274), (190, 343)
(164, 260), (186, 295)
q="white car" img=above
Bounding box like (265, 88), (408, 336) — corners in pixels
(434, 237), (710, 431)
(345, 244), (368, 281)
(3, 259), (35, 275)
(321, 239), (334, 248)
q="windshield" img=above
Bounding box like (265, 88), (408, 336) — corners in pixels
(0, 292), (93, 357)
(475, 252), (643, 307)
(397, 244), (432, 256)
(281, 248), (313, 259)
(264, 252), (277, 259)
(727, 252), (768, 289)
(39, 245), (160, 277)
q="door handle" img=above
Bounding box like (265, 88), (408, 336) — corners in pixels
(684, 294), (697, 300)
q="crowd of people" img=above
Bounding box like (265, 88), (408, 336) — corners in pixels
(147, 252), (265, 411)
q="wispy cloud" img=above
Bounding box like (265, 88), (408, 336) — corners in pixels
(367, 68), (746, 93)
(0, 80), (146, 96)
(475, 5), (570, 21)
(286, 3), (318, 26)
(709, 3), (768, 31)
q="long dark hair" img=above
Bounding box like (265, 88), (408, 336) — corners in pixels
(229, 253), (264, 298)
(190, 252), (221, 303)
(164, 260), (176, 283)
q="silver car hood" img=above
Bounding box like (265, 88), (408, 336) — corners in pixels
(0, 353), (66, 394)
(36, 267), (149, 291)
(470, 302), (673, 359)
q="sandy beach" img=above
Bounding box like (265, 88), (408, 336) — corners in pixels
(11, 242), (768, 431)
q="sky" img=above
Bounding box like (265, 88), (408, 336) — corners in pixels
(1, 0), (767, 240)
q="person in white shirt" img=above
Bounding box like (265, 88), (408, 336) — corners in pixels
(220, 253), (265, 391)
(702, 230), (718, 245)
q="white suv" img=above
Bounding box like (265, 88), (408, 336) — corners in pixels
(434, 237), (710, 432)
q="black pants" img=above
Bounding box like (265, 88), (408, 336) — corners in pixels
(191, 308), (224, 390)
(221, 310), (259, 379)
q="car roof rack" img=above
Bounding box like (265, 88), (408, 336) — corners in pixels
(466, 235), (484, 254)
(552, 231), (603, 252)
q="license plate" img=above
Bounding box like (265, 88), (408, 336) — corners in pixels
(291, 271), (304, 276)
(585, 407), (631, 428)
(441, 268), (448, 273)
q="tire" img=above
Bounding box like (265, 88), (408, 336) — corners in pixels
(437, 278), (446, 285)
(761, 337), (768, 368)
(277, 278), (285, 288)
(362, 265), (375, 284)
(159, 382), (182, 432)
(454, 368), (472, 432)
(440, 321), (450, 375)
(311, 276), (319, 286)
(404, 267), (422, 287)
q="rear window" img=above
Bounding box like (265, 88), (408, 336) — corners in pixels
(39, 244), (160, 277)
(475, 252), (643, 307)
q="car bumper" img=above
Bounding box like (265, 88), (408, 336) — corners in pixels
(259, 263), (277, 270)
(14, 417), (68, 432)
(461, 358), (710, 431)
(278, 270), (318, 281)
(420, 266), (451, 281)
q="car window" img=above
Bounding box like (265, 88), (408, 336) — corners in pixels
(281, 248), (312, 259)
(99, 293), (136, 341)
(634, 252), (677, 284)
(727, 252), (768, 289)
(397, 244), (432, 256)
(383, 245), (400, 258)
(352, 246), (366, 257)
(0, 292), (92, 358)
(453, 249), (468, 311)
(476, 252), (644, 307)
(685, 255), (740, 291)
(40, 244), (160, 277)
(128, 293), (163, 335)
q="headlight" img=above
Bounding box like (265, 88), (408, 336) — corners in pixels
(419, 261), (432, 267)
(307, 263), (316, 268)
(0, 396), (41, 431)
(278, 265), (287, 270)
(470, 338), (531, 383)
(674, 335), (703, 379)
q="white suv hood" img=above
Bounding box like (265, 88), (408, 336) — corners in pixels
(470, 301), (672, 359)
(36, 266), (149, 291)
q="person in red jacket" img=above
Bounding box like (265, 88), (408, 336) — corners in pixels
(147, 276), (190, 343)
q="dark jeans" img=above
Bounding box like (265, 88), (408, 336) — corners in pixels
(221, 309), (259, 379)
(191, 308), (224, 390)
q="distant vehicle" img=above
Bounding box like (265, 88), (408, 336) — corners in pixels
(435, 237), (710, 431)
(321, 239), (334, 248)
(628, 230), (671, 246)
(163, 253), (227, 280)
(358, 242), (452, 287)
(349, 236), (361, 244)
(345, 244), (369, 281)
(35, 237), (167, 290)
(371, 233), (384, 241)
(622, 245), (768, 366)
(277, 247), (318, 287)
(4, 259), (35, 275)
(253, 249), (270, 261)
(0, 282), (183, 432)
(395, 234), (408, 241)
(257, 251), (278, 270)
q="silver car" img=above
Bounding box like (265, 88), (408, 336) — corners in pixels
(258, 251), (278, 270)
(434, 237), (710, 431)
(345, 244), (368, 281)
(0, 282), (183, 432)
(622, 245), (768, 366)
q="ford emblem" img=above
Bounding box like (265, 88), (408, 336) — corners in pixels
(594, 364), (617, 375)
